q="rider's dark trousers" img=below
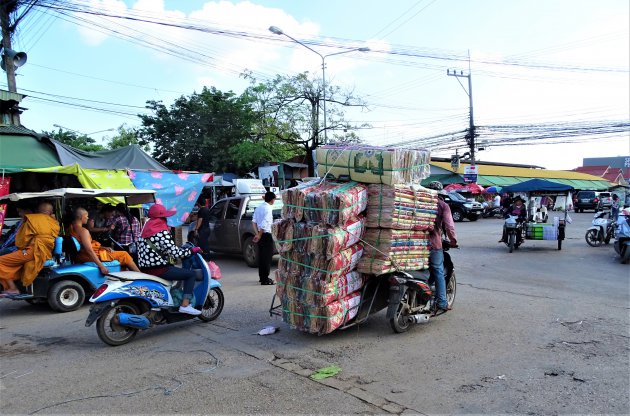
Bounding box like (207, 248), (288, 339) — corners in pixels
(160, 265), (196, 299)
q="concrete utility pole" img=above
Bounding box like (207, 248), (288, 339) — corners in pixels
(0, 1), (18, 93)
(447, 55), (476, 166)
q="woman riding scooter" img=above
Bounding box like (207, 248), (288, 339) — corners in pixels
(136, 204), (203, 316)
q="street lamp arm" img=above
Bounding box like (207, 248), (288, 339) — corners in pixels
(323, 47), (370, 60)
(269, 27), (323, 60)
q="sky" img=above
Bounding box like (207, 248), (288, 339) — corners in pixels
(4, 0), (629, 171)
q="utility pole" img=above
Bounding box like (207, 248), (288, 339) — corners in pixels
(447, 54), (476, 167)
(0, 1), (18, 93)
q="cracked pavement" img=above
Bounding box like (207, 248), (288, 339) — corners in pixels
(0, 211), (628, 414)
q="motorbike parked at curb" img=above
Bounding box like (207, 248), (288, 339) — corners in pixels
(482, 206), (503, 218)
(585, 211), (614, 247)
(86, 252), (224, 346)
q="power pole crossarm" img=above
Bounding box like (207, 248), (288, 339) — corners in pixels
(447, 68), (476, 167)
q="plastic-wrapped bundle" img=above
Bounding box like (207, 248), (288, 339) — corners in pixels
(275, 270), (364, 307)
(357, 256), (430, 275)
(366, 184), (438, 230)
(316, 145), (431, 185)
(278, 243), (364, 282)
(273, 217), (366, 259)
(361, 229), (431, 258)
(281, 291), (362, 335)
(281, 180), (368, 226)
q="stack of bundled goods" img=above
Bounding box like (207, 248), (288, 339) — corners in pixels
(281, 180), (368, 225)
(316, 145), (431, 185)
(274, 179), (368, 335)
(358, 229), (432, 275)
(365, 184), (437, 230)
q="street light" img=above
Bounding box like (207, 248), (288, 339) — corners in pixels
(269, 26), (369, 143)
(53, 124), (115, 136)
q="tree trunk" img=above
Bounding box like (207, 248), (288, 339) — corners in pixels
(305, 144), (315, 177)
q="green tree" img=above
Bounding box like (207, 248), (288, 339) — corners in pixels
(43, 128), (105, 152)
(108, 124), (149, 151)
(229, 136), (301, 174)
(242, 71), (367, 176)
(138, 87), (257, 172)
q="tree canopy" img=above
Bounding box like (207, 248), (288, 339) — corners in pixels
(43, 128), (106, 152)
(242, 71), (367, 175)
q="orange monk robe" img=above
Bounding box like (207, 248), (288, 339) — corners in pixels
(13, 213), (60, 285)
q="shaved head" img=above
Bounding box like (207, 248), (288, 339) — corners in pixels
(74, 207), (88, 220)
(38, 202), (54, 216)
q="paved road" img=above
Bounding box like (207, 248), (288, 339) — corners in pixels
(1, 212), (628, 414)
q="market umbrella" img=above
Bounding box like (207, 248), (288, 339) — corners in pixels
(462, 183), (485, 194)
(444, 183), (465, 192)
(483, 185), (502, 194)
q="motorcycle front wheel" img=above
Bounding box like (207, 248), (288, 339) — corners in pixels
(585, 229), (603, 247)
(96, 302), (140, 346)
(446, 273), (457, 308)
(389, 289), (411, 333)
(198, 288), (224, 322)
(508, 233), (516, 253)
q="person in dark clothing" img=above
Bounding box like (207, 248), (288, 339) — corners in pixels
(499, 196), (527, 242)
(194, 205), (212, 257)
(252, 191), (276, 285)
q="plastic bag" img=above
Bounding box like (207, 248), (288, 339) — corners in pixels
(207, 261), (222, 279)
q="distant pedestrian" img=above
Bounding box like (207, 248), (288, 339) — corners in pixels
(252, 191), (276, 285)
(611, 194), (620, 221)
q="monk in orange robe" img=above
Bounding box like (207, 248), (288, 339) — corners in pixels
(68, 207), (140, 274)
(0, 202), (60, 295)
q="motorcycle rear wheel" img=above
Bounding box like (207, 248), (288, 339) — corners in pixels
(585, 229), (602, 247)
(96, 302), (140, 346)
(446, 273), (457, 308)
(198, 288), (224, 322)
(389, 290), (411, 333)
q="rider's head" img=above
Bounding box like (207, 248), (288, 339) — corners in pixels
(427, 181), (447, 196)
(514, 196), (524, 206)
(73, 207), (89, 224)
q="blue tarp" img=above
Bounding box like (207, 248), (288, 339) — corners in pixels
(502, 179), (574, 193)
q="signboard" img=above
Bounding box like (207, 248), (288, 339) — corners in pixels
(0, 177), (10, 233)
(234, 179), (266, 195)
(450, 155), (460, 170)
(463, 165), (478, 183)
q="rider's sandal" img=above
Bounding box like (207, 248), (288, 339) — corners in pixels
(433, 305), (452, 316)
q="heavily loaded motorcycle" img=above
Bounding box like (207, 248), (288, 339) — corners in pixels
(503, 215), (524, 253)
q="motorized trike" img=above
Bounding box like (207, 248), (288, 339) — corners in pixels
(0, 187), (155, 312)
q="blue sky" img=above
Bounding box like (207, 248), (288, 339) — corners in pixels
(5, 0), (629, 170)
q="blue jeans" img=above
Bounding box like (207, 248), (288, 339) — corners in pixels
(160, 265), (196, 299)
(429, 249), (447, 308)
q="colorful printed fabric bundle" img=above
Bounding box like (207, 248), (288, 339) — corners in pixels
(281, 291), (362, 335)
(316, 145), (431, 185)
(278, 243), (364, 282)
(275, 270), (364, 307)
(366, 184), (438, 230)
(358, 228), (431, 274)
(272, 217), (366, 259)
(281, 180), (368, 226)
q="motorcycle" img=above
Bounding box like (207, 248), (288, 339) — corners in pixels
(613, 212), (630, 264)
(585, 211), (614, 247)
(482, 206), (503, 218)
(385, 241), (457, 333)
(85, 252), (224, 346)
(503, 215), (523, 253)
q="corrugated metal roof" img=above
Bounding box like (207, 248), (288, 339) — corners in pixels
(0, 90), (26, 102)
(432, 161), (609, 181)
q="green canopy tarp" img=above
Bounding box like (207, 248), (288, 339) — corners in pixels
(0, 133), (60, 173)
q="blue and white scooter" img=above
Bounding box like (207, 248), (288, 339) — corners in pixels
(85, 253), (223, 346)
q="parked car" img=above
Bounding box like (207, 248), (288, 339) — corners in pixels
(575, 190), (599, 212)
(203, 195), (283, 267)
(597, 192), (613, 210)
(442, 191), (483, 222)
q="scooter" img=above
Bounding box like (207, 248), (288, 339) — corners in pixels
(503, 215), (523, 253)
(85, 252), (224, 346)
(585, 211), (614, 247)
(385, 241), (456, 333)
(482, 206), (503, 218)
(613, 212), (630, 264)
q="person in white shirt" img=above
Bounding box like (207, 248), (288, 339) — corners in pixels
(252, 191), (276, 285)
(493, 194), (501, 208)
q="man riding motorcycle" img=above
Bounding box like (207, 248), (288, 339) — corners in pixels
(499, 196), (527, 243)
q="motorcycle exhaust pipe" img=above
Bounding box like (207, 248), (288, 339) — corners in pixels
(117, 313), (150, 329)
(408, 314), (430, 324)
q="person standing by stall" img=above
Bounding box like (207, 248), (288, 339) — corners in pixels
(252, 191), (276, 286)
(194, 204), (211, 257)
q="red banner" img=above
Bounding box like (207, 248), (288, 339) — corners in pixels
(0, 176), (10, 233)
